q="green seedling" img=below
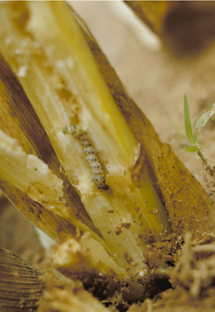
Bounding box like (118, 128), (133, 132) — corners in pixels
(183, 94), (215, 165)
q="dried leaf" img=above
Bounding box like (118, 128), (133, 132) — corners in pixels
(125, 1), (215, 56)
(124, 1), (167, 35)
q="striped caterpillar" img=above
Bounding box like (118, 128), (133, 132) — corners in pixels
(64, 125), (109, 190)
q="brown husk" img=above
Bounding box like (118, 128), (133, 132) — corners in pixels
(0, 248), (45, 312)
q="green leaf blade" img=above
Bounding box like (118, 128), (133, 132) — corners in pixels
(193, 103), (215, 142)
(184, 94), (195, 144)
(183, 145), (199, 153)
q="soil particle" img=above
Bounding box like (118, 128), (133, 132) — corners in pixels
(203, 165), (215, 201)
(121, 223), (131, 230)
(143, 234), (183, 270)
(127, 233), (215, 312)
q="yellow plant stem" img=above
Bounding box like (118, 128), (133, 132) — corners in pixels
(0, 129), (103, 240)
(0, 1), (170, 271)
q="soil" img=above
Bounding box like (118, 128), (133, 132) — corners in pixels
(1, 2), (215, 311)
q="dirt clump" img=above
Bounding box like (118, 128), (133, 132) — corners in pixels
(129, 233), (215, 312)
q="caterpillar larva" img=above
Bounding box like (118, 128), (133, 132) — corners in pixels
(64, 125), (109, 190)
